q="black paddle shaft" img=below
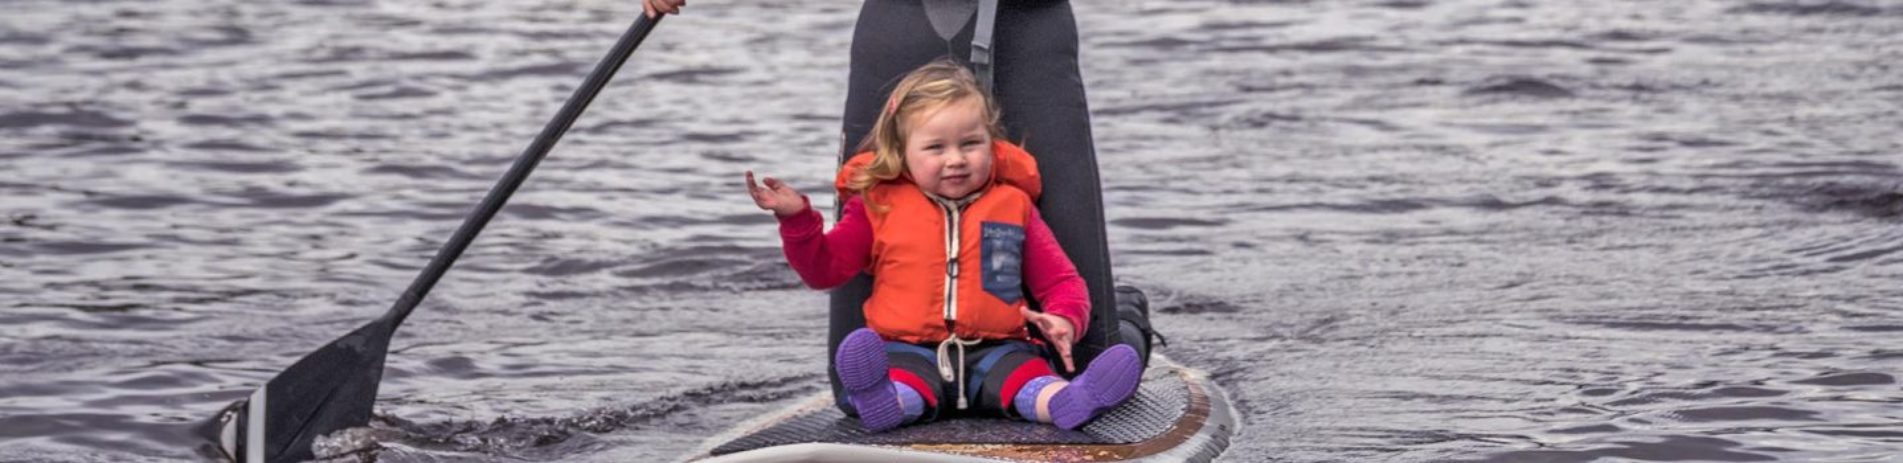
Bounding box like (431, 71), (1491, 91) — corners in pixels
(389, 13), (662, 327)
(203, 13), (664, 463)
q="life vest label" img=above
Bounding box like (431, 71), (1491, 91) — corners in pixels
(980, 221), (1025, 304)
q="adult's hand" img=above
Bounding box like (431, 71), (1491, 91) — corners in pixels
(642, 0), (686, 18)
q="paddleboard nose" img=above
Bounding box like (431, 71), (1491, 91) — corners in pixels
(196, 398), (247, 462)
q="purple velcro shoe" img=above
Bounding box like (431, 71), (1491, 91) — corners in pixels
(1049, 344), (1143, 430)
(836, 328), (902, 432)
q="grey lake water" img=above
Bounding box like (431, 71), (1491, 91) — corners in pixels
(3, 0), (1901, 461)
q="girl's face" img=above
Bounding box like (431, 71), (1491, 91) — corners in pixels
(901, 97), (993, 200)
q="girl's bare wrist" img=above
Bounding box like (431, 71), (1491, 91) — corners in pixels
(775, 196), (808, 217)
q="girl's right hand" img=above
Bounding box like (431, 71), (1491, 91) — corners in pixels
(641, 0), (685, 18)
(1021, 306), (1078, 373)
(746, 171), (806, 217)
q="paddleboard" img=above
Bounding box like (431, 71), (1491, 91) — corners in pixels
(679, 354), (1235, 462)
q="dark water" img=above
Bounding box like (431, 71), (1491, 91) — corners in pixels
(3, 0), (1900, 461)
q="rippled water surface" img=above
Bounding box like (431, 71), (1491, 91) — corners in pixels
(4, 0), (1901, 461)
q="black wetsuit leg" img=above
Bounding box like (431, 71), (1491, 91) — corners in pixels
(988, 0), (1118, 368)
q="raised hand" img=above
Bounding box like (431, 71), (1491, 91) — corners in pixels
(746, 170), (806, 217)
(1021, 306), (1077, 373)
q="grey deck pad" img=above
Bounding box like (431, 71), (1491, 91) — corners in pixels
(709, 367), (1189, 456)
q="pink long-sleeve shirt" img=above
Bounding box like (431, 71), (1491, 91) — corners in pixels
(777, 196), (1090, 339)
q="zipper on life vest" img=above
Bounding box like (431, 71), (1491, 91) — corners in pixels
(931, 192), (978, 410)
(942, 202), (961, 328)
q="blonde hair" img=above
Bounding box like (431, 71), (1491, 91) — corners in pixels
(846, 58), (1005, 202)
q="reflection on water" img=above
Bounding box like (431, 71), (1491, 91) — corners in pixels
(2, 0), (1899, 461)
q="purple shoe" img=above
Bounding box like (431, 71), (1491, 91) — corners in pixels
(836, 328), (902, 432)
(1049, 344), (1143, 430)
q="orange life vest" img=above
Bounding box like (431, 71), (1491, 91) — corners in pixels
(834, 140), (1044, 344)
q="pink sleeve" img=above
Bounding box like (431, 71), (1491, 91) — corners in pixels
(1022, 208), (1090, 338)
(777, 196), (873, 290)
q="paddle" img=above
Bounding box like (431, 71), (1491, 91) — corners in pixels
(198, 13), (664, 462)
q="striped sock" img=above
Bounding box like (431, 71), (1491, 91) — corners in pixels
(894, 381), (925, 423)
(1011, 375), (1067, 423)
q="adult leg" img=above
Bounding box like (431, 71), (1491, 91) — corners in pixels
(840, 0), (962, 154)
(830, 0), (955, 413)
(991, 0), (1119, 368)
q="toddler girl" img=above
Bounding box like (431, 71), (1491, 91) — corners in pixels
(746, 59), (1140, 432)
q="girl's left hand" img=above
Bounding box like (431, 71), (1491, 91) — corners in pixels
(1020, 306), (1077, 373)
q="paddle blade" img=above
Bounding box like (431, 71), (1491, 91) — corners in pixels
(201, 319), (393, 462)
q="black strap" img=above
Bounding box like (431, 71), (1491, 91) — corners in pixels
(971, 0), (998, 91)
